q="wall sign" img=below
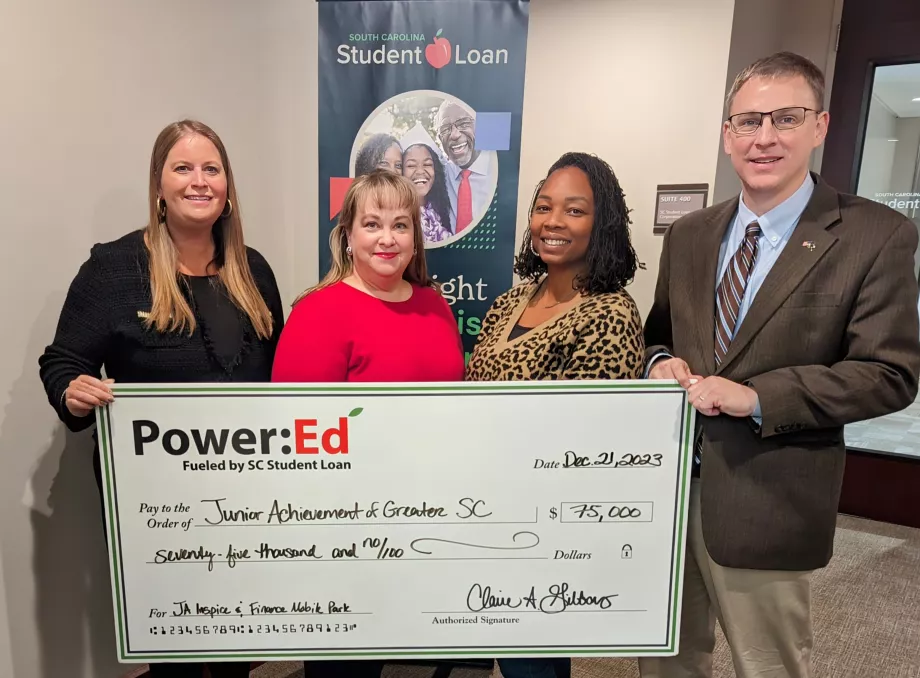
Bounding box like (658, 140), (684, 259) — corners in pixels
(653, 183), (709, 234)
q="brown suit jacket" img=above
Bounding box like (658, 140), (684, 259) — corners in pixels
(644, 174), (920, 571)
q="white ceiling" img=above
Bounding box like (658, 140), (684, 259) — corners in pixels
(872, 63), (920, 118)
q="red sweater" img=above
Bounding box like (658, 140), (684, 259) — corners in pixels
(272, 281), (465, 383)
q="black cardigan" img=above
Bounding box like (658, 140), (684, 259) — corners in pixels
(39, 229), (285, 435)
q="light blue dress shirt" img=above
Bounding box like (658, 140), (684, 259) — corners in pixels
(649, 174), (816, 421)
(716, 174), (815, 336)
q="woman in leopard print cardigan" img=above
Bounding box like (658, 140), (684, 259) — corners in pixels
(465, 152), (644, 678)
(467, 152), (644, 385)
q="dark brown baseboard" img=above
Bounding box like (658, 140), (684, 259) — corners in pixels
(839, 449), (920, 528)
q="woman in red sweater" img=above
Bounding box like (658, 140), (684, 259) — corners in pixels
(272, 169), (464, 383)
(272, 169), (463, 678)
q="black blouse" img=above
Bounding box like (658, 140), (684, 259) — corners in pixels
(38, 229), (285, 436)
(184, 274), (245, 367)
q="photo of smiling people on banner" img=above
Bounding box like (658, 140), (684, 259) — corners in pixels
(436, 97), (496, 237)
(355, 133), (404, 176)
(400, 123), (453, 243)
(351, 90), (498, 248)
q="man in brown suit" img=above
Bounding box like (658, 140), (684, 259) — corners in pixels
(640, 52), (920, 678)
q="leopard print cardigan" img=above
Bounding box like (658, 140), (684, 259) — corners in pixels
(465, 281), (645, 382)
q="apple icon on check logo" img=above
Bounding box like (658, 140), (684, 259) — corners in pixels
(425, 29), (451, 69)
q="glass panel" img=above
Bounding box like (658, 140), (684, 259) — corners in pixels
(846, 63), (920, 459)
(856, 63), (920, 273)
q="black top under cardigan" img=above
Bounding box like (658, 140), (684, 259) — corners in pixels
(38, 229), (285, 490)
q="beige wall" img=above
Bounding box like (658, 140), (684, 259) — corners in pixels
(520, 0), (735, 314)
(0, 0), (743, 675)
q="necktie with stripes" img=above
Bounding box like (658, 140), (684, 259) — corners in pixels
(714, 221), (762, 365)
(695, 221), (762, 469)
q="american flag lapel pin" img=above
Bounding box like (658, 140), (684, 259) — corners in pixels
(802, 240), (816, 251)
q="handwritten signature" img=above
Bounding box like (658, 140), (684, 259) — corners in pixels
(466, 582), (617, 614)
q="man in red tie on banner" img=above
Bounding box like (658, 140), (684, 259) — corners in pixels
(436, 98), (494, 235)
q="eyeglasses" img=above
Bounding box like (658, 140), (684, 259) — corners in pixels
(438, 117), (474, 138)
(727, 107), (821, 135)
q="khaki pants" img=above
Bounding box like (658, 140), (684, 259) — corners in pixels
(639, 482), (814, 678)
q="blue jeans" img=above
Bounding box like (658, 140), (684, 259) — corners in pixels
(497, 658), (571, 678)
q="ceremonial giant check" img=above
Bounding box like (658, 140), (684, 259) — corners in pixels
(97, 382), (694, 663)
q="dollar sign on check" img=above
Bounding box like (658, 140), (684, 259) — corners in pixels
(549, 507), (558, 520)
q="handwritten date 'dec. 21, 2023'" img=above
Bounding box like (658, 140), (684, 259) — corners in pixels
(535, 449), (664, 470)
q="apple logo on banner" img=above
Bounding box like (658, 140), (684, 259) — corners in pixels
(425, 29), (451, 69)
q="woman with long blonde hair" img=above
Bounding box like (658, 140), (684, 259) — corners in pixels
(272, 169), (463, 386)
(39, 119), (284, 678)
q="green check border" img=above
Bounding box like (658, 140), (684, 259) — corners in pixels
(95, 381), (694, 662)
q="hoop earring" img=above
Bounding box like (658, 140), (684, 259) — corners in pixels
(530, 240), (539, 257)
(156, 197), (167, 222)
(221, 199), (233, 218)
(346, 246), (353, 256)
